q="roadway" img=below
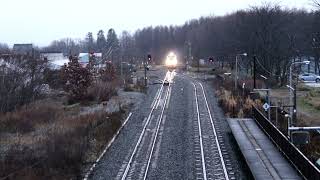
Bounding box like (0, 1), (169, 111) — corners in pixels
(88, 68), (251, 180)
(304, 82), (320, 88)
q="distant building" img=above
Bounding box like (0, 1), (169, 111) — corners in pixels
(40, 52), (69, 70)
(78, 53), (102, 67)
(13, 44), (33, 56)
(40, 52), (64, 61)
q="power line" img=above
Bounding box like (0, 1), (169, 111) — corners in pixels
(255, 56), (283, 78)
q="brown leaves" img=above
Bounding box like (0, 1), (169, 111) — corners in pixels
(61, 56), (92, 103)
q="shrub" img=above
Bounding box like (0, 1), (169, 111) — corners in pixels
(123, 85), (135, 92)
(100, 61), (116, 82)
(0, 57), (47, 113)
(1, 143), (38, 177)
(0, 102), (61, 134)
(61, 56), (92, 104)
(297, 85), (311, 92)
(87, 81), (117, 103)
(217, 89), (238, 117)
(243, 97), (255, 117)
(45, 127), (87, 175)
(0, 108), (124, 179)
(43, 68), (64, 89)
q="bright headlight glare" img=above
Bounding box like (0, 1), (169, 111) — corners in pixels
(165, 58), (177, 66)
(165, 52), (178, 66)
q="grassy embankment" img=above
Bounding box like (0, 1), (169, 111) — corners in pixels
(0, 83), (127, 179)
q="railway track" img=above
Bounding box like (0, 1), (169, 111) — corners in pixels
(192, 82), (235, 180)
(117, 71), (173, 180)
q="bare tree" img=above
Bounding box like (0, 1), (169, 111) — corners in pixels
(0, 55), (47, 112)
(312, 0), (320, 7)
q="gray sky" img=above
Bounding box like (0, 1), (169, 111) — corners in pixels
(0, 0), (315, 47)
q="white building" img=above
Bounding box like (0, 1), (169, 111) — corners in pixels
(40, 52), (69, 70)
(79, 53), (102, 67)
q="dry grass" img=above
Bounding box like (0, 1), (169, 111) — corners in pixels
(0, 99), (123, 179)
(214, 77), (264, 118)
(0, 101), (62, 134)
(86, 80), (118, 103)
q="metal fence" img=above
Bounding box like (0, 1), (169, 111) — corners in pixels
(253, 106), (320, 180)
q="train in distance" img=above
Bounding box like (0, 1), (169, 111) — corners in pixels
(165, 52), (178, 71)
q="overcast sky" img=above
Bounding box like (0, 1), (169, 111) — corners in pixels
(0, 0), (315, 47)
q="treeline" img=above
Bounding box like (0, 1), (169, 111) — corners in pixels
(43, 29), (120, 61)
(41, 4), (319, 85)
(0, 4), (308, 85)
(131, 5), (320, 85)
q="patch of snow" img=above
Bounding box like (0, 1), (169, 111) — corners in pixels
(49, 58), (69, 69)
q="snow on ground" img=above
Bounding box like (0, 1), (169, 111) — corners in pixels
(49, 59), (69, 69)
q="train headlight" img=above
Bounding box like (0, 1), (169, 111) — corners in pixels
(165, 52), (178, 66)
(165, 58), (177, 66)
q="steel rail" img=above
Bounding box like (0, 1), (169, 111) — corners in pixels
(121, 72), (169, 180)
(192, 82), (208, 180)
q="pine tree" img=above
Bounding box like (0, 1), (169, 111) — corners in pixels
(106, 28), (120, 62)
(85, 32), (95, 52)
(97, 30), (107, 53)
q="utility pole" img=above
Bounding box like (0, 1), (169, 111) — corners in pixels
(312, 33), (320, 75)
(197, 58), (200, 73)
(253, 55), (257, 89)
(144, 57), (147, 87)
(289, 61), (310, 125)
(235, 55), (238, 91)
(121, 56), (124, 87)
(293, 84), (297, 126)
(235, 53), (247, 91)
(267, 90), (271, 122)
(188, 42), (192, 71)
(121, 60), (123, 78)
(289, 64), (293, 121)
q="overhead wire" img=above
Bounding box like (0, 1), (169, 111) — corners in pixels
(237, 55), (284, 78)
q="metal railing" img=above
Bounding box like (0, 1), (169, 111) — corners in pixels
(253, 106), (320, 180)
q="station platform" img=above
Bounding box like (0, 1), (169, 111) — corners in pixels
(227, 118), (301, 180)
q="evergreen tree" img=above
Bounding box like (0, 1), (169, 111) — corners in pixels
(97, 30), (107, 53)
(62, 56), (92, 103)
(106, 28), (120, 62)
(85, 32), (95, 52)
